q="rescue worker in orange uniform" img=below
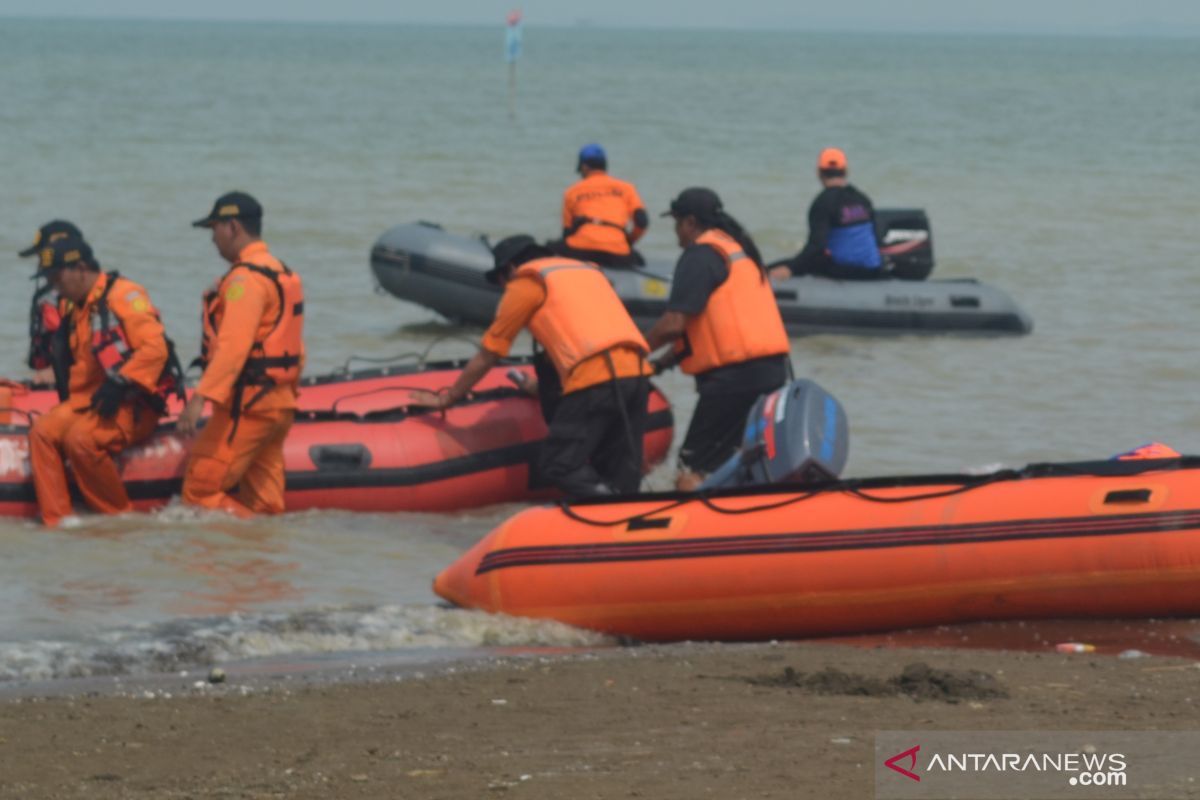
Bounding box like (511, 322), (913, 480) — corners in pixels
(646, 188), (792, 491)
(19, 220), (83, 390)
(412, 235), (652, 496)
(177, 192), (304, 517)
(547, 144), (649, 267)
(28, 238), (183, 527)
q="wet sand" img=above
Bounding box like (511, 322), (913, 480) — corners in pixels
(2, 641), (1198, 799)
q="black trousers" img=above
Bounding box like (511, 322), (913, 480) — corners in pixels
(538, 376), (649, 498)
(678, 389), (767, 475)
(787, 251), (886, 281)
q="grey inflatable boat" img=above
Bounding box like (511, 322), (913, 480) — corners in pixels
(370, 212), (1032, 337)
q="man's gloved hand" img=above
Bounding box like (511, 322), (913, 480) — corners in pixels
(90, 375), (130, 419)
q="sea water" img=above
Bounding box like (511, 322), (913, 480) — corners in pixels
(0, 19), (1197, 684)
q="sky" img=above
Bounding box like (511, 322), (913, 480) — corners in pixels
(2, 0), (1199, 35)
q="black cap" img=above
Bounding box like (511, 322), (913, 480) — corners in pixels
(667, 188), (720, 220)
(486, 235), (547, 285)
(19, 220), (83, 257)
(661, 187), (723, 220)
(30, 237), (96, 280)
(192, 191), (263, 228)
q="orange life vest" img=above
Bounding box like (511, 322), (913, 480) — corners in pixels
(676, 229), (789, 375)
(85, 272), (186, 406)
(216, 261), (305, 410)
(515, 257), (648, 382)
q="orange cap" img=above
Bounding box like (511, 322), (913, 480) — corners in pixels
(817, 147), (847, 171)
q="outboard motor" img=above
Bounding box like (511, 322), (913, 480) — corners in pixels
(875, 208), (934, 281)
(699, 379), (849, 490)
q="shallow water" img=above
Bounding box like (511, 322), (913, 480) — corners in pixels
(0, 20), (1197, 683)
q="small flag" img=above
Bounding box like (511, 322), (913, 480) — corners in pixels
(505, 9), (523, 63)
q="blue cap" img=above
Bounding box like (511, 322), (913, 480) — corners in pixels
(577, 143), (607, 171)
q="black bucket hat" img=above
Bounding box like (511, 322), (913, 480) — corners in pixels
(486, 234), (547, 285)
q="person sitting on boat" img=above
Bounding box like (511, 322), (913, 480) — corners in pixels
(412, 234), (653, 497)
(177, 192), (305, 518)
(647, 187), (792, 491)
(28, 238), (184, 527)
(18, 220), (84, 390)
(546, 143), (649, 268)
(769, 148), (884, 282)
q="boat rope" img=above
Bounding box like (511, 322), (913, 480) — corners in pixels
(555, 458), (1196, 527)
(312, 385), (530, 421)
(336, 334), (483, 375)
(337, 352), (422, 374)
(555, 472), (1022, 527)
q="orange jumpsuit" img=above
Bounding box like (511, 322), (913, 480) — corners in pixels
(182, 241), (304, 517)
(29, 273), (169, 527)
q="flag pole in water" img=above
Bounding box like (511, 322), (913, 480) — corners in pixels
(505, 8), (523, 118)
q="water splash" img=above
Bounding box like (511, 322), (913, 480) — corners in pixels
(0, 604), (611, 683)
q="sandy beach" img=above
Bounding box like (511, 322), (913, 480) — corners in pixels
(2, 641), (1197, 799)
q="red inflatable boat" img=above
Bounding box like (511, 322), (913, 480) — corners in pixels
(0, 359), (674, 517)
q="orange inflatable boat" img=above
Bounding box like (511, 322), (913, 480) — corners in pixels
(435, 456), (1200, 641)
(0, 359), (673, 518)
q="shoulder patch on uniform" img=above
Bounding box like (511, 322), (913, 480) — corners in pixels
(123, 289), (149, 313)
(225, 282), (246, 302)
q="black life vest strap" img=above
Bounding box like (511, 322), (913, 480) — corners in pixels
(93, 271), (121, 348)
(227, 366), (284, 443)
(243, 354), (301, 373)
(162, 339), (188, 403)
(567, 216), (630, 241)
(49, 316), (72, 402)
(28, 282), (53, 342)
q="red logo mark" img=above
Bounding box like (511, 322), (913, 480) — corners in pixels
(885, 745), (921, 782)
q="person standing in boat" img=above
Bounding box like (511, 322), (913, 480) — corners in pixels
(28, 238), (183, 527)
(177, 192), (305, 518)
(411, 235), (652, 497)
(546, 143), (649, 267)
(769, 148), (884, 281)
(18, 220), (84, 390)
(647, 187), (791, 491)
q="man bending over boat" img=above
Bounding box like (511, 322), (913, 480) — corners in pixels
(647, 188), (792, 491)
(28, 238), (184, 527)
(769, 148), (884, 282)
(546, 143), (649, 268)
(411, 235), (652, 497)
